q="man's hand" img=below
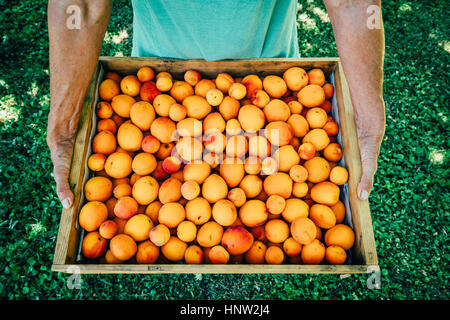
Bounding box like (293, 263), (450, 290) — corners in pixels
(325, 0), (386, 200)
(47, 0), (111, 208)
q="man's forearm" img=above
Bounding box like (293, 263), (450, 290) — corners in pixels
(47, 0), (112, 145)
(325, 0), (385, 137)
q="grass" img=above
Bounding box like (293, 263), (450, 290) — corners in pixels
(0, 0), (449, 299)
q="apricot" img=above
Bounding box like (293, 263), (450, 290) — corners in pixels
(263, 75), (287, 98)
(184, 244), (204, 264)
(136, 240), (159, 264)
(140, 81), (161, 103)
(132, 176), (159, 205)
(238, 105), (265, 133)
(283, 67), (309, 91)
(111, 114), (125, 128)
(123, 214), (153, 242)
(291, 217), (317, 245)
(183, 161), (211, 184)
(161, 236), (187, 262)
(105, 71), (122, 83)
(248, 135), (271, 159)
(310, 181), (340, 206)
(196, 221), (223, 247)
(244, 241), (267, 264)
(239, 174), (263, 199)
(184, 70), (201, 86)
(160, 156), (181, 175)
(219, 158), (245, 188)
(185, 197), (211, 225)
(219, 96), (240, 121)
(88, 153), (106, 172)
(292, 182), (309, 198)
(322, 82), (334, 99)
(265, 246), (284, 264)
(113, 216), (127, 234)
(307, 69), (326, 86)
(84, 176), (112, 202)
(211, 199), (237, 227)
(99, 220), (118, 239)
(145, 201), (162, 224)
(264, 99), (291, 122)
(264, 121), (294, 146)
(215, 73), (234, 93)
(220, 227), (253, 257)
(226, 135), (248, 159)
(239, 199), (268, 227)
(111, 94), (136, 118)
(297, 84), (325, 108)
(177, 220), (197, 242)
(140, 136), (159, 154)
(167, 103), (186, 122)
(298, 142), (316, 160)
(105, 197), (117, 219)
(208, 245), (230, 264)
(104, 152), (133, 179)
(113, 183), (132, 198)
(244, 156), (261, 175)
(158, 178), (182, 204)
(228, 82), (247, 100)
(149, 223), (171, 247)
(117, 122), (143, 152)
(170, 80), (194, 103)
(263, 172), (293, 199)
(241, 74), (262, 98)
(227, 187), (247, 207)
(92, 130), (117, 155)
(289, 164), (308, 183)
(306, 107), (328, 129)
(96, 101), (114, 119)
(82, 231), (108, 259)
(155, 143), (175, 161)
(260, 157), (278, 175)
(152, 94), (175, 117)
(137, 66), (155, 82)
(104, 249), (123, 264)
(78, 201), (108, 232)
(202, 174), (228, 203)
(251, 89), (270, 108)
(265, 219), (289, 243)
(302, 128), (330, 151)
(324, 224), (355, 250)
(201, 113), (225, 135)
(113, 196), (138, 219)
(323, 121), (339, 137)
(99, 79), (120, 101)
(195, 79), (216, 98)
(205, 88), (224, 107)
(158, 202), (185, 228)
(130, 152), (156, 176)
(281, 198), (309, 223)
(304, 156), (331, 183)
(177, 118), (203, 137)
(266, 195), (286, 215)
(97, 118), (118, 135)
(182, 95), (211, 120)
(301, 239), (325, 264)
(110, 234), (137, 261)
(329, 166), (349, 185)
(120, 75), (141, 97)
(283, 237), (302, 257)
(310, 204), (337, 229)
(176, 137), (203, 163)
(150, 117), (176, 144)
(330, 201), (346, 224)
(325, 245), (347, 265)
(156, 76), (173, 92)
(273, 145), (300, 172)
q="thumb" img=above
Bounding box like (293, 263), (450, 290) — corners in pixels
(53, 163), (74, 209)
(357, 156), (377, 201)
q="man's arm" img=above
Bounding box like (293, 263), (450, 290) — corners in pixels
(324, 0), (386, 200)
(47, 0), (112, 208)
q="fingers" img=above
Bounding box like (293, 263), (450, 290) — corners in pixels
(53, 163), (74, 209)
(357, 156), (377, 200)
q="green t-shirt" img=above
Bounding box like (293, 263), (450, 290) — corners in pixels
(131, 0), (299, 61)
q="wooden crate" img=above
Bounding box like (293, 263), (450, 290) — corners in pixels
(51, 57), (378, 274)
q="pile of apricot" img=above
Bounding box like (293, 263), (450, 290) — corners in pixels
(79, 65), (355, 265)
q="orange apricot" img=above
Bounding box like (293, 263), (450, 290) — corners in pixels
(196, 221), (223, 247)
(104, 152), (133, 179)
(79, 201), (108, 232)
(170, 80), (194, 103)
(161, 236), (187, 262)
(309, 204), (337, 229)
(322, 83), (334, 99)
(324, 224), (355, 250)
(266, 195), (286, 215)
(185, 197), (211, 225)
(330, 201), (346, 224)
(310, 181), (340, 206)
(92, 130), (117, 155)
(307, 69), (326, 86)
(265, 246), (285, 264)
(221, 225), (254, 255)
(81, 231), (108, 259)
(301, 239), (325, 264)
(298, 142), (316, 160)
(88, 153), (107, 172)
(245, 241), (267, 264)
(287, 114), (309, 138)
(292, 182), (309, 198)
(263, 99), (291, 122)
(238, 174), (263, 199)
(238, 104), (265, 133)
(84, 176), (112, 202)
(158, 202), (185, 228)
(265, 219), (289, 243)
(182, 95), (211, 119)
(202, 174), (228, 203)
(117, 122), (143, 152)
(208, 245), (230, 264)
(302, 128), (330, 151)
(228, 82), (247, 100)
(137, 67), (155, 82)
(113, 183), (132, 198)
(177, 220), (197, 242)
(329, 166), (349, 185)
(215, 73), (234, 93)
(263, 172), (293, 199)
(110, 234), (137, 261)
(325, 245), (347, 264)
(184, 244), (204, 264)
(283, 237), (303, 257)
(184, 70), (201, 86)
(99, 220), (118, 240)
(290, 217), (317, 245)
(120, 75), (141, 97)
(212, 199), (237, 227)
(132, 176), (159, 205)
(264, 121), (294, 146)
(124, 214), (154, 242)
(283, 67), (309, 91)
(263, 75), (287, 98)
(227, 187), (247, 208)
(136, 240), (159, 264)
(238, 199), (268, 227)
(99, 79), (120, 101)
(150, 117), (176, 144)
(297, 84), (325, 108)
(304, 156), (331, 183)
(251, 89), (271, 108)
(219, 96), (240, 121)
(97, 118), (117, 134)
(195, 79), (216, 98)
(306, 107), (328, 129)
(281, 198), (309, 223)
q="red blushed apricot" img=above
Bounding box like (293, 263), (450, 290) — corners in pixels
(221, 226), (254, 255)
(96, 101), (114, 119)
(298, 142), (316, 160)
(141, 135), (160, 154)
(81, 231), (107, 259)
(184, 70), (202, 86)
(241, 75), (263, 98)
(140, 81), (161, 103)
(251, 89), (271, 108)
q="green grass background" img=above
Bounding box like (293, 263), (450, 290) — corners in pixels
(0, 0), (449, 299)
